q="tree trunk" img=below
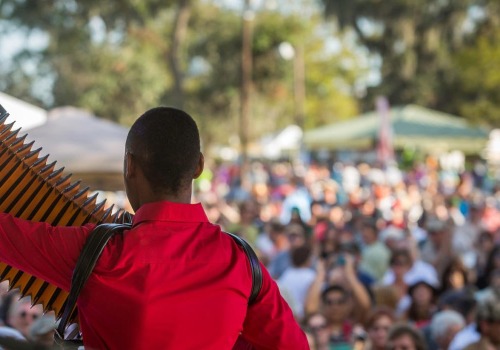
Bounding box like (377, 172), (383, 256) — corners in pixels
(167, 0), (191, 110)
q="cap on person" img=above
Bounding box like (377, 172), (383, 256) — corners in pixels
(29, 314), (56, 341)
(407, 275), (440, 296)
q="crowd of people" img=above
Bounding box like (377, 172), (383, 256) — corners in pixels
(0, 152), (498, 349)
(194, 155), (500, 350)
(0, 283), (56, 348)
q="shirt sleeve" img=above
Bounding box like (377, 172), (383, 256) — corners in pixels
(0, 213), (93, 291)
(240, 262), (309, 350)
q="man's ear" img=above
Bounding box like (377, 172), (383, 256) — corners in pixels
(124, 151), (136, 179)
(193, 152), (205, 179)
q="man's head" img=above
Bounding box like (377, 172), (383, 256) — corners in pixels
(476, 297), (500, 345)
(29, 313), (56, 347)
(430, 310), (465, 350)
(124, 107), (203, 209)
(285, 223), (306, 248)
(386, 323), (426, 350)
(290, 245), (312, 268)
(360, 218), (378, 245)
(7, 296), (43, 338)
(321, 284), (352, 324)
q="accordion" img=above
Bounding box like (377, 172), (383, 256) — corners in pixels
(0, 104), (131, 323)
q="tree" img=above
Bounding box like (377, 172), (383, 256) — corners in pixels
(0, 1), (179, 124)
(185, 2), (364, 144)
(452, 26), (500, 126)
(0, 0), (366, 147)
(320, 0), (484, 114)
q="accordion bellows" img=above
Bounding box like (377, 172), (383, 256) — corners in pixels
(0, 105), (131, 323)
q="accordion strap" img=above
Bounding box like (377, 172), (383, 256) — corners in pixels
(55, 224), (263, 340)
(56, 223), (131, 340)
(224, 232), (263, 304)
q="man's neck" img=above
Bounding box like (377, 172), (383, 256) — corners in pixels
(136, 189), (193, 209)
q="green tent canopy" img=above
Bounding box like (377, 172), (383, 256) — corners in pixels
(303, 105), (490, 154)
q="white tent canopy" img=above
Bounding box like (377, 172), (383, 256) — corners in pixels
(0, 92), (47, 130)
(21, 106), (129, 190)
(259, 125), (303, 160)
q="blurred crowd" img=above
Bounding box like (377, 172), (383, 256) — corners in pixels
(194, 155), (500, 350)
(0, 282), (56, 349)
(0, 155), (499, 349)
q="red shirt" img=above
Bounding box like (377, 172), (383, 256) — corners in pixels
(0, 201), (308, 349)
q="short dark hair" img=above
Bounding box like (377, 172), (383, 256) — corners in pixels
(390, 249), (412, 266)
(290, 245), (312, 267)
(269, 220), (285, 234)
(126, 107), (201, 195)
(321, 284), (349, 304)
(364, 306), (395, 330)
(387, 323), (426, 350)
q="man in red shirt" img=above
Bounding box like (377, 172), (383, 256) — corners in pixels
(0, 107), (309, 349)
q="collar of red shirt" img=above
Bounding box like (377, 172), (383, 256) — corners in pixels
(132, 201), (209, 226)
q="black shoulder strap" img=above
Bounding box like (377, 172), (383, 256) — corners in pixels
(56, 224), (264, 340)
(223, 232), (263, 305)
(56, 223), (131, 340)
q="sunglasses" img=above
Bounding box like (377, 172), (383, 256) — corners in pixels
(19, 311), (40, 321)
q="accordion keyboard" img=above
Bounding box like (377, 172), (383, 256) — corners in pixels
(0, 104), (131, 323)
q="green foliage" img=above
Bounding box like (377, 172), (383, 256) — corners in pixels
(320, 0), (493, 117)
(0, 0), (365, 147)
(452, 29), (500, 126)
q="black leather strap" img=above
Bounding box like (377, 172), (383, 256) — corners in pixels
(56, 223), (131, 340)
(56, 224), (263, 340)
(224, 232), (263, 304)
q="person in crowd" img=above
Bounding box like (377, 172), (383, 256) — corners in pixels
(305, 312), (330, 350)
(280, 177), (312, 225)
(359, 218), (391, 281)
(464, 297), (500, 350)
(278, 244), (316, 322)
(28, 313), (56, 347)
(386, 323), (427, 350)
(268, 222), (308, 279)
(253, 220), (276, 266)
(319, 284), (356, 348)
(362, 307), (395, 350)
(429, 310), (465, 350)
(380, 226), (407, 252)
(0, 292), (31, 344)
(305, 247), (371, 325)
(476, 244), (500, 290)
(384, 249), (412, 314)
(439, 256), (470, 295)
(261, 220), (287, 264)
(0, 107), (308, 349)
(317, 223), (341, 261)
(476, 268), (500, 302)
(372, 285), (400, 312)
(1, 295), (42, 340)
(445, 290), (480, 350)
(382, 249), (438, 302)
(452, 204), (483, 270)
(226, 199), (260, 246)
(339, 240), (376, 291)
(474, 231), (495, 283)
(404, 277), (439, 329)
(419, 216), (453, 274)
